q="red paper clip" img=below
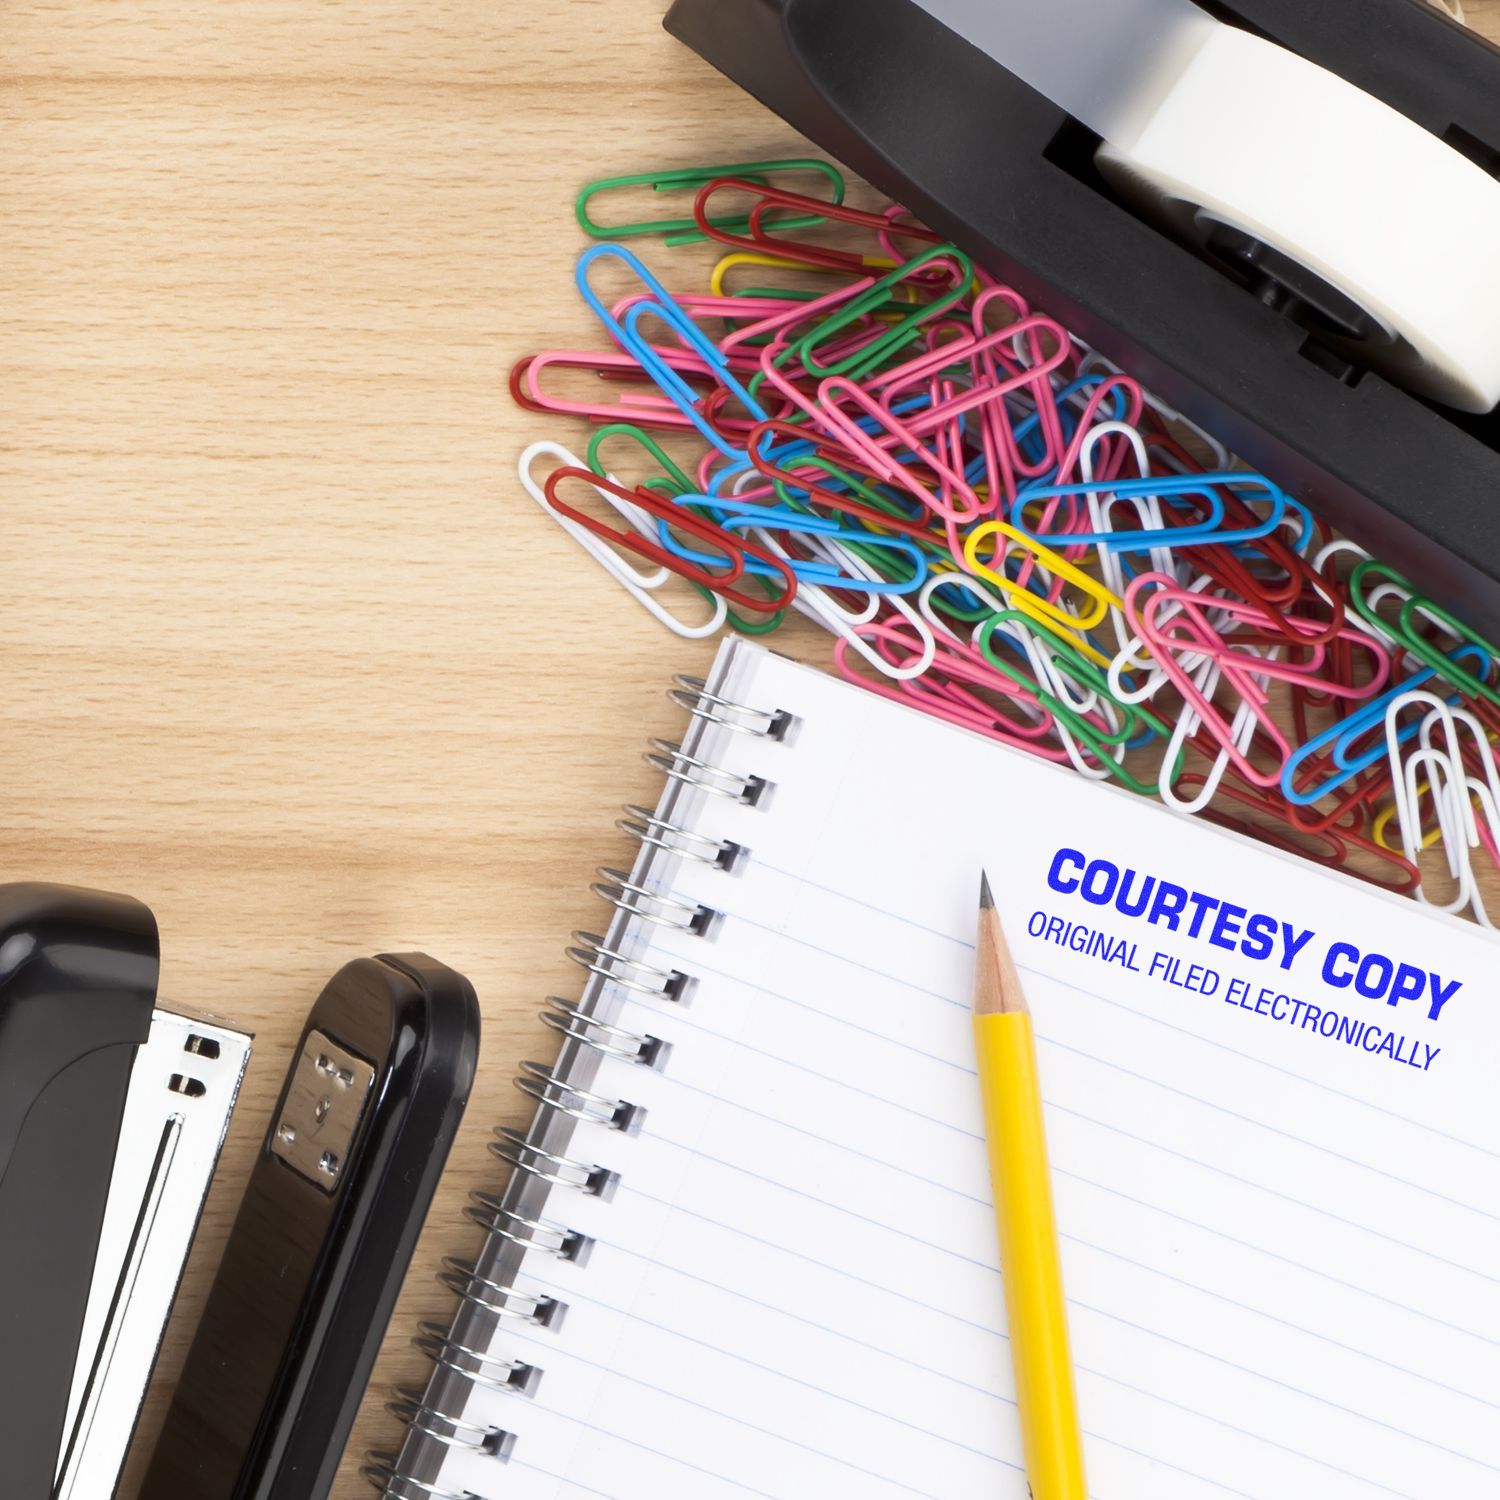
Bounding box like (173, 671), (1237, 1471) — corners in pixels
(692, 178), (943, 272)
(543, 467), (797, 615)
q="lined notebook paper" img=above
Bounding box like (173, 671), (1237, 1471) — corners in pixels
(405, 638), (1500, 1500)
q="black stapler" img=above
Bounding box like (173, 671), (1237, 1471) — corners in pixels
(665, 0), (1500, 636)
(0, 883), (250, 1499)
(0, 884), (158, 1497)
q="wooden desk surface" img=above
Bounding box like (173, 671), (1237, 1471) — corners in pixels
(5, 3), (1498, 1495)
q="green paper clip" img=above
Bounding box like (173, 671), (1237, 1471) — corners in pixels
(977, 611), (1177, 797)
(1351, 559), (1500, 709)
(576, 160), (845, 247)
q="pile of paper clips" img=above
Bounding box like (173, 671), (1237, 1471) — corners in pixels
(514, 159), (1500, 922)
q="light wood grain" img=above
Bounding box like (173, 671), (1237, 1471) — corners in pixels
(4, 3), (1499, 1496)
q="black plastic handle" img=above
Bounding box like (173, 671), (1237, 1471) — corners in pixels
(140, 952), (480, 1500)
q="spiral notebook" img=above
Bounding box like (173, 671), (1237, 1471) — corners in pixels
(381, 637), (1500, 1500)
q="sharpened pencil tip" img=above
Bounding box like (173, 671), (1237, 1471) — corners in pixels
(974, 875), (1027, 1016)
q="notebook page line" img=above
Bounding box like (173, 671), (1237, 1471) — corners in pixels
(749, 855), (979, 949)
(495, 1047), (1497, 1481)
(543, 1215), (1490, 1486)
(687, 947), (968, 1071)
(593, 965), (1500, 1415)
(628, 1022), (1500, 1326)
(502, 1413), (813, 1500)
(613, 985), (1500, 1304)
(641, 941), (1500, 1301)
(502, 1273), (1019, 1475)
(696, 899), (1500, 1225)
(613, 1096), (1500, 1362)
(502, 1271), (1320, 1500)
(671, 938), (1500, 1279)
(743, 854), (1500, 1160)
(614, 1125), (1500, 1449)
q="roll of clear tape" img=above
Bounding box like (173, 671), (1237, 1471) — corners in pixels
(1094, 25), (1500, 413)
(912, 0), (1220, 148)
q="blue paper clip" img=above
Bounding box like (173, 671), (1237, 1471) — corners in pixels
(1279, 643), (1491, 805)
(1011, 472), (1302, 553)
(576, 243), (768, 459)
(654, 498), (929, 595)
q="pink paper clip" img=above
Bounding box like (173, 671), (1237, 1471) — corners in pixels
(1129, 576), (1390, 788)
(835, 619), (1074, 757)
(1143, 584), (1392, 699)
(813, 375), (984, 524)
(517, 348), (714, 429)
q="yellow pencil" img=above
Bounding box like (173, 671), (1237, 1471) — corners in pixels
(974, 871), (1088, 1500)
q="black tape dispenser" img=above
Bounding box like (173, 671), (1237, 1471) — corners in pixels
(665, 0), (1500, 636)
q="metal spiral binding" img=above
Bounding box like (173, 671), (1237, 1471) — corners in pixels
(387, 1387), (517, 1462)
(361, 1455), (472, 1500)
(644, 737), (769, 803)
(617, 803), (743, 868)
(464, 1195), (594, 1265)
(540, 995), (671, 1070)
(566, 931), (694, 1002)
(412, 1319), (542, 1397)
(372, 674), (786, 1496)
(489, 1126), (620, 1198)
(590, 866), (719, 934)
(438, 1256), (565, 1328)
(666, 675), (793, 740)
(513, 1058), (646, 1134)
